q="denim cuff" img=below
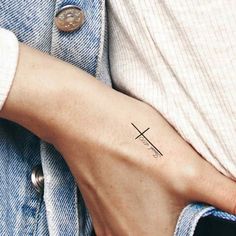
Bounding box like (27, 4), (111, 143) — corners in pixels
(174, 203), (236, 236)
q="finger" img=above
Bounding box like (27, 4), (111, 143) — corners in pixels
(190, 161), (236, 215)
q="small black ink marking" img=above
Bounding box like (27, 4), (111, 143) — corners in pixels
(131, 123), (163, 157)
(135, 127), (150, 139)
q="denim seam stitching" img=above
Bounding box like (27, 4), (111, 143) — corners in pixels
(48, 0), (57, 55)
(95, 0), (105, 78)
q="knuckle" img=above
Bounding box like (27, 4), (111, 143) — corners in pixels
(175, 163), (202, 196)
(227, 188), (236, 215)
(153, 159), (203, 198)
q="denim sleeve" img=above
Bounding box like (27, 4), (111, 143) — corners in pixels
(0, 28), (19, 111)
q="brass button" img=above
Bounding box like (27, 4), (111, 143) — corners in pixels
(55, 5), (85, 32)
(31, 165), (44, 194)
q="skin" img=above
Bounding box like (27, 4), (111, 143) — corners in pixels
(1, 43), (236, 235)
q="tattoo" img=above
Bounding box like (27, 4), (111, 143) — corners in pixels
(131, 123), (163, 158)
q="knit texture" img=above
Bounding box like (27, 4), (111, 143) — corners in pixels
(0, 28), (19, 111)
(108, 1), (236, 178)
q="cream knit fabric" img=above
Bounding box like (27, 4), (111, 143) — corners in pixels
(0, 28), (19, 111)
(108, 1), (236, 178)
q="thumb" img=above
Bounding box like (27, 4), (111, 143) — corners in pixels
(190, 161), (236, 215)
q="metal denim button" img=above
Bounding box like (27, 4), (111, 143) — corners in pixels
(55, 5), (85, 32)
(31, 165), (44, 193)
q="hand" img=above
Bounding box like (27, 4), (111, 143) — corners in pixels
(2, 44), (236, 235)
(53, 88), (236, 235)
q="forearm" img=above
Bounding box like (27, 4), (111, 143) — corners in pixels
(0, 43), (107, 142)
(0, 42), (200, 180)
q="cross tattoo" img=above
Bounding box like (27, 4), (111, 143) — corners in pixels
(131, 123), (163, 156)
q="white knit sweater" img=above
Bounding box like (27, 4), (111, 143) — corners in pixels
(0, 28), (18, 111)
(108, 0), (236, 178)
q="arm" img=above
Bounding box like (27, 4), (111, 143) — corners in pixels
(1, 43), (236, 235)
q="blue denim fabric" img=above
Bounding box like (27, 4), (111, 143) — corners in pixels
(0, 121), (49, 236)
(0, 1), (236, 236)
(174, 203), (236, 236)
(0, 0), (110, 235)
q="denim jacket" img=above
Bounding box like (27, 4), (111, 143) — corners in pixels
(0, 0), (110, 235)
(0, 1), (236, 236)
